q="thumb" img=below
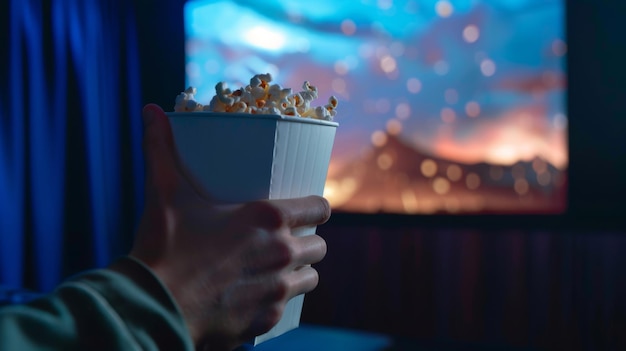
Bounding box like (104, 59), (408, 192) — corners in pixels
(142, 103), (181, 202)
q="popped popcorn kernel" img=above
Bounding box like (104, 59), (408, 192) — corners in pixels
(284, 106), (298, 116)
(173, 73), (338, 121)
(328, 96), (338, 109)
(174, 86), (200, 112)
(229, 101), (248, 113)
(186, 100), (201, 111)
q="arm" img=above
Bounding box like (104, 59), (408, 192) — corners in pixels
(0, 256), (193, 351)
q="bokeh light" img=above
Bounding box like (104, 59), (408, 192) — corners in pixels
(480, 59), (496, 76)
(341, 19), (356, 35)
(447, 164), (463, 181)
(435, 1), (454, 18)
(377, 153), (393, 170)
(441, 107), (456, 123)
(395, 103), (411, 120)
(406, 78), (422, 93)
(380, 55), (397, 73)
(465, 101), (480, 117)
(463, 24), (480, 43)
(386, 119), (403, 135)
(514, 179), (529, 195)
(371, 130), (388, 147)
(433, 177), (451, 195)
(466, 173), (481, 190)
(421, 159), (438, 178)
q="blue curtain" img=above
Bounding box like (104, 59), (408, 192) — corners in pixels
(0, 0), (144, 292)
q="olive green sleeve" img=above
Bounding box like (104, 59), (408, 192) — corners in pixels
(0, 256), (194, 351)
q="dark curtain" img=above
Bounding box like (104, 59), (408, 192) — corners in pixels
(0, 0), (144, 292)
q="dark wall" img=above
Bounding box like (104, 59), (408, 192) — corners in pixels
(567, 0), (626, 222)
(134, 0), (186, 108)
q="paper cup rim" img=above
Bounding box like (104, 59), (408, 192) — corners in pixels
(166, 112), (338, 127)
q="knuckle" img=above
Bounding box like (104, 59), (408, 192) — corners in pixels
(271, 238), (295, 268)
(272, 277), (290, 301)
(245, 200), (286, 229)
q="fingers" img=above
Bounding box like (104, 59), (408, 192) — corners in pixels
(287, 265), (321, 295)
(243, 233), (327, 276)
(234, 196), (331, 231)
(233, 198), (329, 274)
(142, 104), (181, 202)
(239, 266), (320, 336)
(271, 196), (332, 228)
(292, 234), (327, 266)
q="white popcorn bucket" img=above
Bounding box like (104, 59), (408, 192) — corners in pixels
(166, 112), (337, 344)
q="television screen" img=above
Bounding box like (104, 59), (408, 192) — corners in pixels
(183, 0), (567, 214)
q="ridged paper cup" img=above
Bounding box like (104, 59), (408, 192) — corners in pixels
(166, 112), (338, 344)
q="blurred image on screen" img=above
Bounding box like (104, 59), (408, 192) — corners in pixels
(184, 0), (567, 214)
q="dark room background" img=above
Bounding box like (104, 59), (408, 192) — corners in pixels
(1, 0), (625, 350)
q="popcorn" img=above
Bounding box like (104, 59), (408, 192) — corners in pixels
(174, 87), (205, 112)
(173, 73), (338, 121)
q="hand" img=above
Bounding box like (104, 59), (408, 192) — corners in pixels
(130, 104), (331, 350)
